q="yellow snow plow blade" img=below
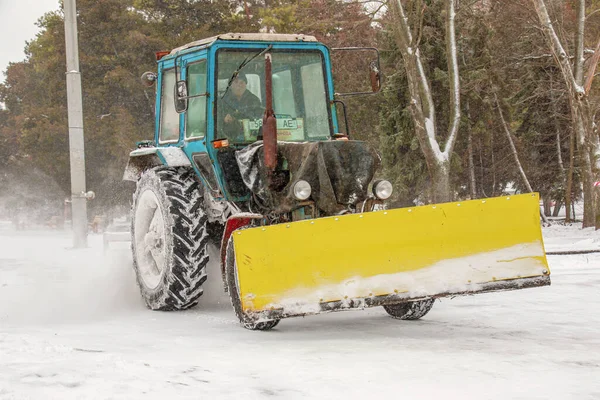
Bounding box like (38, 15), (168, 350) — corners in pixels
(232, 193), (550, 319)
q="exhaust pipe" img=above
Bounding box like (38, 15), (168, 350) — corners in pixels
(262, 53), (277, 172)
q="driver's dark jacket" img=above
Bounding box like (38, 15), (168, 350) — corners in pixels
(218, 90), (263, 141)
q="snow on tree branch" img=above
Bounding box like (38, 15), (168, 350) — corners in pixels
(444, 0), (461, 157)
(531, 0), (585, 97)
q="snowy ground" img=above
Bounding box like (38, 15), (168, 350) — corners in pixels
(0, 224), (599, 399)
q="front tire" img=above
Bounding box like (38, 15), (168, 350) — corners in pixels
(383, 299), (435, 320)
(225, 238), (280, 330)
(131, 167), (209, 310)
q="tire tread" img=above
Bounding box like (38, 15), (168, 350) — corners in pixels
(132, 167), (209, 311)
(383, 299), (435, 320)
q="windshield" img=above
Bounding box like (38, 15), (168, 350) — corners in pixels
(216, 49), (331, 144)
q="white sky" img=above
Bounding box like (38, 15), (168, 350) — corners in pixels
(0, 0), (61, 77)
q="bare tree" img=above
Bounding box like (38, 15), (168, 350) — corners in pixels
(494, 93), (550, 224)
(466, 101), (477, 199)
(531, 0), (597, 228)
(389, 0), (461, 202)
(549, 74), (566, 218)
(494, 93), (533, 194)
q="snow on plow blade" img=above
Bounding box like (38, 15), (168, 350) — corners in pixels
(232, 193), (550, 320)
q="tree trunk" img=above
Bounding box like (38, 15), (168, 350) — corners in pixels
(550, 74), (565, 175)
(491, 131), (496, 196)
(543, 198), (552, 217)
(444, 0), (460, 157)
(584, 37), (600, 95)
(565, 125), (574, 222)
(478, 138), (488, 197)
(596, 187), (600, 229)
(390, 0), (460, 204)
(466, 100), (477, 199)
(431, 162), (452, 203)
(468, 130), (477, 199)
(531, 0), (597, 227)
(590, 36), (600, 230)
(573, 104), (595, 227)
(553, 200), (563, 217)
(550, 74), (569, 221)
(495, 93), (549, 224)
(494, 93), (533, 193)
(573, 0), (585, 84)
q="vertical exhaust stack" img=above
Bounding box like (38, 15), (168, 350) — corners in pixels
(262, 53), (277, 175)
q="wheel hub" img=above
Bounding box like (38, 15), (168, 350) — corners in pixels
(134, 189), (167, 290)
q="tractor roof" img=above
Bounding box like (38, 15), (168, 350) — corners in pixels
(169, 33), (318, 55)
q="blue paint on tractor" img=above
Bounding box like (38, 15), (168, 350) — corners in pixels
(149, 37), (340, 202)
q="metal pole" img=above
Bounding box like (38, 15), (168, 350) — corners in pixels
(64, 0), (88, 248)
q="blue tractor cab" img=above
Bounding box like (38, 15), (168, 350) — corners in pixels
(127, 33), (370, 202)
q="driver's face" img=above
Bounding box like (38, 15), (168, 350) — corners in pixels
(232, 78), (246, 97)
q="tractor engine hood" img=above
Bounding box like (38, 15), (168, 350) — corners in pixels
(235, 140), (381, 215)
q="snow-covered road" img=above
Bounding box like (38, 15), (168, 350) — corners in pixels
(0, 226), (599, 399)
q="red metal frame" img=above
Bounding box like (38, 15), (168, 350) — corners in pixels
(219, 215), (263, 290)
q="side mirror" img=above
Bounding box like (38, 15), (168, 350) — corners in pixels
(331, 47), (382, 97)
(140, 71), (157, 87)
(175, 81), (188, 113)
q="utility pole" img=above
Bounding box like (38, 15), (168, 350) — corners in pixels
(64, 0), (88, 248)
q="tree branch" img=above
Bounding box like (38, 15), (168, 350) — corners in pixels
(414, 3), (426, 49)
(494, 94), (533, 193)
(584, 36), (600, 95)
(585, 8), (600, 21)
(531, 0), (584, 97)
(391, 0), (442, 165)
(392, 0), (436, 127)
(574, 0), (585, 84)
(444, 0), (461, 156)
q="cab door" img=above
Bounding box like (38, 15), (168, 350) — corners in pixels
(179, 54), (223, 198)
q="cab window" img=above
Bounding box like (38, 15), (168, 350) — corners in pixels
(159, 68), (179, 143)
(272, 69), (296, 117)
(215, 50), (331, 144)
(186, 60), (208, 140)
(301, 63), (329, 138)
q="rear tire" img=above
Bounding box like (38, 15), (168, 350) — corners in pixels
(383, 299), (435, 320)
(225, 238), (280, 330)
(131, 167), (209, 310)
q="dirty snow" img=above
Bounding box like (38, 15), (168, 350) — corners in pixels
(158, 147), (192, 167)
(266, 241), (548, 316)
(0, 223), (599, 399)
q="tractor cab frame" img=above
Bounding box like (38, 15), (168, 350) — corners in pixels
(126, 33), (381, 205)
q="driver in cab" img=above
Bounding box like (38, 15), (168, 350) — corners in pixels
(219, 71), (263, 142)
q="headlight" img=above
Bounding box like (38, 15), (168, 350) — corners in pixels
(373, 180), (393, 200)
(293, 180), (312, 200)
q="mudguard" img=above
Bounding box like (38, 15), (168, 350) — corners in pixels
(230, 193), (550, 320)
(123, 147), (192, 181)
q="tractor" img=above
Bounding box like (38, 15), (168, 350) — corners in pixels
(124, 33), (550, 330)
